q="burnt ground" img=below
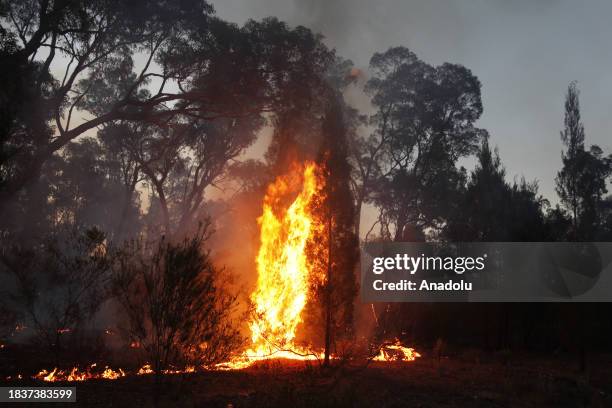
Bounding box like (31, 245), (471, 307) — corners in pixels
(1, 353), (612, 408)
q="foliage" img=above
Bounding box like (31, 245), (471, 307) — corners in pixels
(363, 47), (484, 240)
(445, 138), (549, 241)
(112, 224), (241, 372)
(0, 0), (338, 203)
(555, 82), (612, 240)
(306, 98), (359, 365)
(0, 227), (111, 352)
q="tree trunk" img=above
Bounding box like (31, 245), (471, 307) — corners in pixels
(323, 211), (333, 367)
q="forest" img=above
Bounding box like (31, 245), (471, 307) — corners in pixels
(1, 1), (612, 407)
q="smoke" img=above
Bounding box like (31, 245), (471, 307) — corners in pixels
(213, 0), (612, 207)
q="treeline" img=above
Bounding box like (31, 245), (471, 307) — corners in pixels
(353, 49), (612, 243)
(0, 0), (611, 371)
(355, 49), (612, 358)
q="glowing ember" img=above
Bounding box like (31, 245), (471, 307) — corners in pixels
(162, 365), (195, 375)
(102, 367), (126, 379)
(137, 364), (153, 375)
(373, 339), (421, 362)
(14, 324), (27, 333)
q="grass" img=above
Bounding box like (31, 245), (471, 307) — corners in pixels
(2, 352), (612, 407)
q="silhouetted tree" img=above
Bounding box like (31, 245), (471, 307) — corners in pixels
(365, 47), (483, 240)
(0, 0), (338, 205)
(556, 81), (585, 231)
(446, 137), (548, 241)
(306, 98), (358, 367)
(555, 82), (612, 240)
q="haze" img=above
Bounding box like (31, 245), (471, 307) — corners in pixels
(214, 0), (612, 208)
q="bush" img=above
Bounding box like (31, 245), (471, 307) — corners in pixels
(112, 224), (242, 375)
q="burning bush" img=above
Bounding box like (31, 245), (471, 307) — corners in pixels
(112, 223), (242, 376)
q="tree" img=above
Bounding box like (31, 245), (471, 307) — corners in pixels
(347, 115), (386, 238)
(47, 137), (141, 238)
(0, 0), (337, 204)
(104, 114), (262, 239)
(555, 82), (612, 240)
(445, 138), (548, 241)
(306, 98), (359, 367)
(364, 47), (483, 240)
(556, 81), (585, 229)
(445, 137), (507, 241)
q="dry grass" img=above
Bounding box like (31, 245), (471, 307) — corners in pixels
(2, 353), (612, 407)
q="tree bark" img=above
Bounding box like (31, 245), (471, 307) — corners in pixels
(323, 210), (333, 367)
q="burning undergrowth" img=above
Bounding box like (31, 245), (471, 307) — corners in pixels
(2, 160), (419, 382)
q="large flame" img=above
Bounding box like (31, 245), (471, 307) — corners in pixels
(245, 161), (325, 361)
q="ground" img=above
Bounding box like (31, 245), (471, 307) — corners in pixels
(2, 353), (612, 407)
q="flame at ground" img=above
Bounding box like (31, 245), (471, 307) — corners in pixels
(373, 339), (421, 362)
(29, 363), (196, 382)
(33, 364), (126, 382)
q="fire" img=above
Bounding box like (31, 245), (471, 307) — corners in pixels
(137, 364), (153, 375)
(373, 339), (421, 362)
(228, 162), (325, 368)
(102, 367), (126, 379)
(4, 161), (420, 380)
(33, 364), (126, 382)
(27, 363), (196, 382)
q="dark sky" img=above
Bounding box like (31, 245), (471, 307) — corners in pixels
(213, 0), (612, 211)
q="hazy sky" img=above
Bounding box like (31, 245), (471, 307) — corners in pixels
(212, 0), (612, 210)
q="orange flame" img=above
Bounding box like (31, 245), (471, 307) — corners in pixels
(221, 162), (325, 369)
(33, 364), (126, 382)
(249, 162), (324, 352)
(373, 339), (421, 362)
(137, 364), (153, 375)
